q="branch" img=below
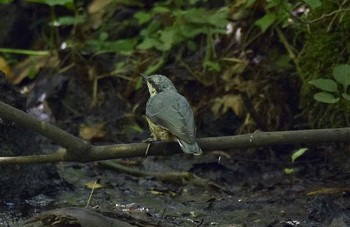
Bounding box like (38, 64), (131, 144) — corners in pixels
(0, 101), (91, 156)
(1, 101), (350, 165)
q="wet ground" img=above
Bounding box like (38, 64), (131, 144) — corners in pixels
(2, 146), (350, 226)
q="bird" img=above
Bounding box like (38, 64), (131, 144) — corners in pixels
(142, 74), (202, 155)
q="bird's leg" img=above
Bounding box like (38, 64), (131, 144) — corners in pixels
(143, 135), (157, 157)
(145, 143), (151, 157)
(142, 138), (156, 143)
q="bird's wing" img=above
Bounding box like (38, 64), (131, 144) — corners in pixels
(146, 91), (196, 143)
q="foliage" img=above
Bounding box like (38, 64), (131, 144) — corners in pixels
(284, 148), (308, 175)
(2, 0), (350, 132)
(1, 0), (230, 84)
(298, 0), (350, 127)
(133, 2), (229, 75)
(309, 64), (350, 104)
(251, 0), (322, 32)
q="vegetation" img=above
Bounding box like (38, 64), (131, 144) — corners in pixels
(3, 1), (350, 225)
(0, 0), (349, 133)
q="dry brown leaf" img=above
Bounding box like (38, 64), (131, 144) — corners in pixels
(79, 123), (106, 140)
(221, 58), (248, 80)
(85, 181), (103, 189)
(87, 0), (113, 29)
(212, 94), (245, 118)
(0, 56), (12, 78)
(11, 54), (60, 84)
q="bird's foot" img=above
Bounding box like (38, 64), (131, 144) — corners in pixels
(142, 138), (156, 143)
(143, 138), (156, 156)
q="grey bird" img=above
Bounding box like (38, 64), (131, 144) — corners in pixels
(142, 74), (202, 155)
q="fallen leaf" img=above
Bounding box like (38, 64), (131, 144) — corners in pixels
(79, 123), (106, 140)
(11, 54), (60, 84)
(0, 56), (11, 78)
(212, 94), (245, 118)
(85, 181), (103, 189)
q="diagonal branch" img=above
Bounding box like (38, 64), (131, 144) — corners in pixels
(0, 101), (91, 155)
(0, 101), (350, 165)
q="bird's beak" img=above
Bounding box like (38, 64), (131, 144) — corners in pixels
(140, 74), (147, 81)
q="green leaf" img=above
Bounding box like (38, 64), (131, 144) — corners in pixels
(50, 15), (85, 27)
(303, 0), (322, 9)
(159, 28), (177, 51)
(134, 77), (143, 90)
(291, 148), (308, 163)
(142, 21), (161, 36)
(245, 0), (257, 7)
(152, 6), (171, 13)
(144, 56), (165, 76)
(313, 92), (339, 104)
(134, 11), (152, 24)
(179, 24), (206, 38)
(27, 0), (73, 7)
(99, 32), (109, 41)
(137, 38), (160, 50)
(255, 13), (276, 32)
(266, 0), (280, 9)
(308, 79), (338, 92)
(284, 168), (295, 175)
(204, 60), (221, 72)
(333, 64), (350, 91)
(109, 39), (136, 53)
(342, 93), (350, 101)
(207, 7), (229, 27)
(180, 8), (208, 24)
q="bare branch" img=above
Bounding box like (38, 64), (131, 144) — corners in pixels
(1, 101), (350, 165)
(0, 101), (91, 156)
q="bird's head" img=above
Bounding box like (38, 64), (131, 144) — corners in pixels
(141, 74), (177, 96)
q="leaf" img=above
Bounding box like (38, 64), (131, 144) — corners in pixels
(211, 95), (245, 118)
(27, 0), (73, 7)
(333, 64), (350, 91)
(159, 28), (177, 51)
(144, 55), (166, 76)
(313, 92), (339, 104)
(134, 11), (152, 24)
(308, 79), (338, 92)
(284, 168), (295, 175)
(255, 13), (276, 32)
(266, 0), (280, 9)
(141, 21), (161, 36)
(179, 24), (206, 38)
(85, 181), (103, 189)
(79, 123), (106, 141)
(0, 56), (11, 78)
(342, 93), (350, 101)
(180, 8), (208, 24)
(137, 38), (160, 50)
(152, 6), (171, 13)
(50, 15), (85, 27)
(207, 7), (229, 27)
(204, 60), (221, 72)
(303, 0), (322, 9)
(245, 0), (257, 7)
(291, 148), (308, 163)
(12, 54), (60, 84)
(109, 39), (136, 53)
(134, 77), (144, 90)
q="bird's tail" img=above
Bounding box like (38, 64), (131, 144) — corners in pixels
(176, 139), (202, 155)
